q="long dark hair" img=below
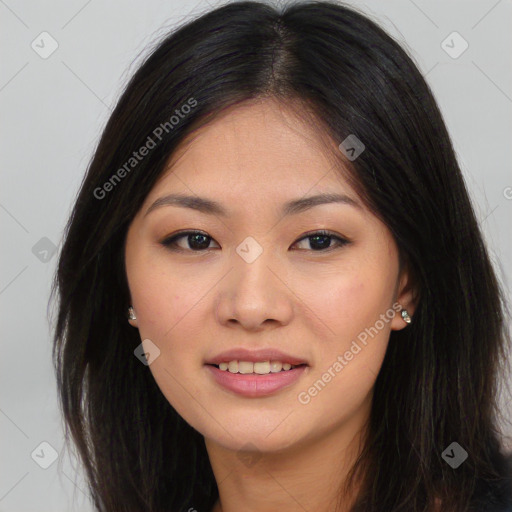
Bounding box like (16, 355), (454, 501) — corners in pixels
(50, 1), (512, 511)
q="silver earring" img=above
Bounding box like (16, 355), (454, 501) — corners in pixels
(401, 309), (412, 324)
(128, 307), (137, 321)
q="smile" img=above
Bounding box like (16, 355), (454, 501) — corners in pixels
(214, 360), (302, 374)
(205, 363), (308, 397)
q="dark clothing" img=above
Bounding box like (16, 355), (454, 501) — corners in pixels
(471, 452), (512, 511)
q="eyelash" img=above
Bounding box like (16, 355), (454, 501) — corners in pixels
(160, 229), (350, 253)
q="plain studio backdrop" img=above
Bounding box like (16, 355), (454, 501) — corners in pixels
(1, 0), (511, 510)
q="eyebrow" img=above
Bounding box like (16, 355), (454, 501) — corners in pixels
(144, 192), (361, 218)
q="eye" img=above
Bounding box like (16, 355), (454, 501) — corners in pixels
(160, 229), (350, 253)
(292, 230), (350, 252)
(160, 230), (219, 252)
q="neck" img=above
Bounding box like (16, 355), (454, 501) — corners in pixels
(205, 415), (368, 512)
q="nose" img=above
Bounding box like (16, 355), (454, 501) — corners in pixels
(214, 246), (294, 332)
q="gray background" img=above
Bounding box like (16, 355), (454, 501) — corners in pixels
(1, 0), (511, 510)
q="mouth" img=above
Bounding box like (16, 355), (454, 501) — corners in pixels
(206, 361), (308, 375)
(204, 348), (309, 396)
(204, 360), (309, 397)
(204, 347), (309, 369)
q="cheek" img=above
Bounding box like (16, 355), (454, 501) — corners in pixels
(125, 245), (190, 336)
(126, 259), (208, 409)
(306, 267), (394, 344)
(295, 274), (392, 424)
(126, 252), (220, 362)
(132, 274), (201, 340)
(298, 257), (397, 400)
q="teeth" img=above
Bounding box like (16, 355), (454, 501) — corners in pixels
(215, 360), (299, 374)
(269, 361), (282, 372)
(238, 361), (254, 374)
(254, 361), (270, 374)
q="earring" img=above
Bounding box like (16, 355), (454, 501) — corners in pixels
(401, 309), (412, 324)
(128, 307), (137, 321)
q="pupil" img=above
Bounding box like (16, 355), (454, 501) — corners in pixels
(186, 234), (332, 251)
(190, 234), (209, 249)
(310, 235), (330, 250)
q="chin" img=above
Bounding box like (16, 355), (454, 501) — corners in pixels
(206, 423), (304, 454)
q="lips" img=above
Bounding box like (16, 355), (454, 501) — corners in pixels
(204, 347), (308, 366)
(205, 364), (308, 397)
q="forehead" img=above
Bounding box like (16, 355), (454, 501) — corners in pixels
(149, 98), (356, 202)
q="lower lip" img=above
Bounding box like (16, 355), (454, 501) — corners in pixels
(205, 364), (307, 397)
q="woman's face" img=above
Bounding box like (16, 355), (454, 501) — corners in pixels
(124, 98), (413, 453)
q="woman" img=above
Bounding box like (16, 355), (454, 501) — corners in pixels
(51, 1), (512, 511)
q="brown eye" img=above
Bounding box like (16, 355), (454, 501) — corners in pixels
(292, 230), (350, 252)
(160, 229), (350, 253)
(161, 231), (219, 251)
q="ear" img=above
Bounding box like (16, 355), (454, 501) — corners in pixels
(390, 261), (419, 331)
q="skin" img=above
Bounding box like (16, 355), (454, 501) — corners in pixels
(124, 97), (417, 512)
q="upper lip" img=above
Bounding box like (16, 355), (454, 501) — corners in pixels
(205, 348), (308, 366)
